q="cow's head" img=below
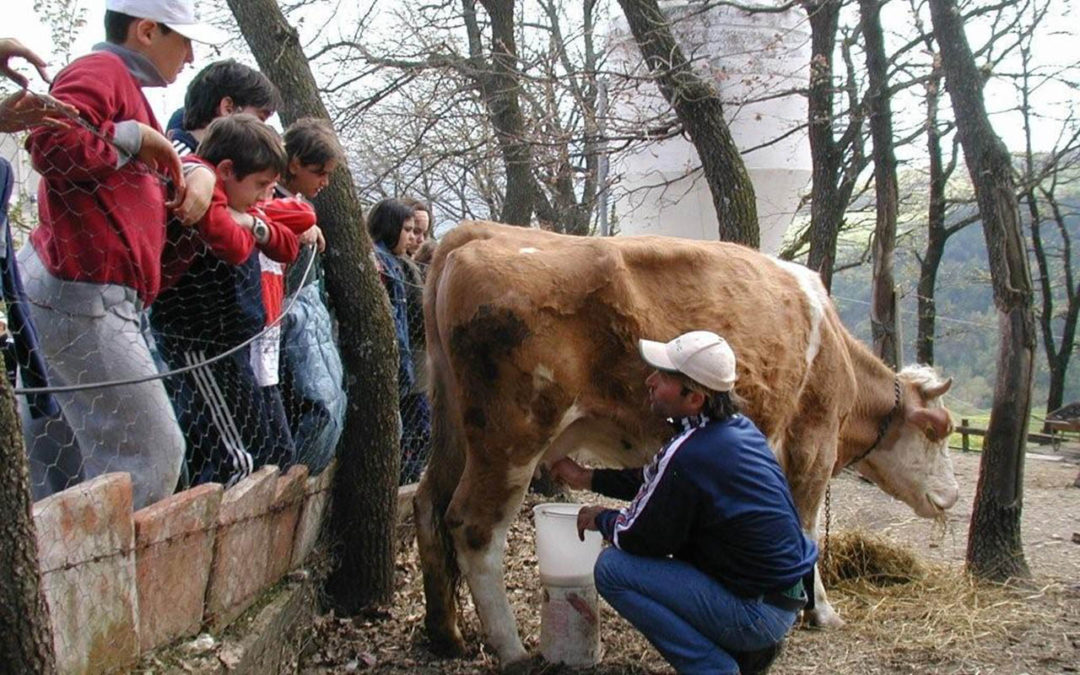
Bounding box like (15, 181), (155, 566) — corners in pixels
(854, 366), (960, 518)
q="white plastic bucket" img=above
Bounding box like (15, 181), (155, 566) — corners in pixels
(532, 503), (603, 587)
(533, 502), (604, 666)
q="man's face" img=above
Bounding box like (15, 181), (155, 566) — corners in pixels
(408, 209), (430, 256)
(645, 370), (699, 419)
(141, 23), (194, 84)
(288, 157), (337, 199)
(222, 165), (278, 212)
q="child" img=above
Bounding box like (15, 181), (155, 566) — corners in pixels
(152, 113), (299, 488)
(20, 0), (224, 508)
(367, 199), (423, 483)
(265, 117), (347, 473)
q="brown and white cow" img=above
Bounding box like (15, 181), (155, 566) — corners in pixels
(414, 221), (959, 664)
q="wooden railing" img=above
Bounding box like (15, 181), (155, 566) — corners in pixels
(953, 418), (1077, 453)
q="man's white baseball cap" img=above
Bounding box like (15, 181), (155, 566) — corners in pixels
(638, 330), (737, 393)
(106, 0), (228, 45)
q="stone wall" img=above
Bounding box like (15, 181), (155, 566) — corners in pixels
(31, 462), (336, 674)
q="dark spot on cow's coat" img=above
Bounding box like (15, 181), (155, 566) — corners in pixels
(622, 438), (632, 450)
(464, 407), (487, 430)
(450, 306), (530, 387)
(531, 389), (562, 429)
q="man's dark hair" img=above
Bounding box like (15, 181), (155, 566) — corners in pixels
(105, 10), (172, 44)
(182, 60), (282, 131)
(367, 198), (415, 250)
(677, 375), (741, 421)
(283, 118), (345, 171)
(196, 114), (286, 180)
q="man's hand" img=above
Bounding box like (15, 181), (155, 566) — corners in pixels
(0, 90), (77, 133)
(550, 457), (593, 491)
(136, 123), (185, 209)
(172, 166), (214, 226)
(0, 38), (52, 88)
(299, 224), (326, 252)
(576, 505), (605, 542)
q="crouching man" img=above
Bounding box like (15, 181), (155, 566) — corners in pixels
(552, 330), (817, 675)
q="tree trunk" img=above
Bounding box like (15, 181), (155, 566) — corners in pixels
(803, 0), (845, 289)
(917, 55), (946, 366)
(616, 0), (759, 247)
(227, 0), (402, 611)
(473, 0), (534, 225)
(0, 379), (57, 673)
(929, 0), (1034, 582)
(860, 0), (899, 368)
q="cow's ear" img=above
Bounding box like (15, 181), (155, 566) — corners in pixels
(920, 377), (952, 401)
(907, 407), (952, 442)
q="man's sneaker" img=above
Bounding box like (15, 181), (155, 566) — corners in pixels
(731, 641), (783, 674)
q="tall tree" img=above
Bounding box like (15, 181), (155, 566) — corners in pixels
(801, 0), (867, 287)
(1015, 12), (1080, 424)
(859, 0), (899, 367)
(616, 0), (760, 247)
(469, 0), (534, 225)
(226, 0), (402, 611)
(0, 378), (56, 673)
(929, 0), (1034, 582)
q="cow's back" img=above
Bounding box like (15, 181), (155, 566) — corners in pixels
(426, 222), (858, 467)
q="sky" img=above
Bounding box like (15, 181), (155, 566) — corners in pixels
(7, 0), (232, 126)
(5, 0), (1075, 153)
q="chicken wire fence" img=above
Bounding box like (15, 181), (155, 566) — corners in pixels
(2, 120), (432, 514)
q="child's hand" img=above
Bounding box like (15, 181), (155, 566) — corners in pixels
(137, 123), (184, 208)
(172, 166), (214, 226)
(227, 207), (254, 229)
(299, 225), (326, 252)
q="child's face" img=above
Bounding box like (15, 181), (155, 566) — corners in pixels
(222, 165), (279, 212)
(393, 218), (416, 256)
(288, 158), (338, 199)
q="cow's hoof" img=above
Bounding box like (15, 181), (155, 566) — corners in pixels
(425, 623), (467, 658)
(806, 605), (845, 629)
(500, 653), (543, 675)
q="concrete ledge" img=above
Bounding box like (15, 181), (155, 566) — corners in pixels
(137, 578), (316, 674)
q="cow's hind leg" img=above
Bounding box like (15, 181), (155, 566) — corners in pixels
(445, 459), (534, 665)
(415, 474), (466, 656)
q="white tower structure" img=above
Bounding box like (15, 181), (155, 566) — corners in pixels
(607, 0), (811, 253)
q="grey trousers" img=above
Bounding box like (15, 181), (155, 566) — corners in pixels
(18, 245), (184, 510)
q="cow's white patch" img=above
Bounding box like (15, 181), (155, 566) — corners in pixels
(772, 257), (826, 368)
(533, 364), (555, 383)
(520, 247), (540, 254)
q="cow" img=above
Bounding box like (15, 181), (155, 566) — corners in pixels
(414, 221), (959, 665)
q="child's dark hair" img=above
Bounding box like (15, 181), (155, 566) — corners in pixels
(196, 114), (286, 179)
(105, 11), (173, 44)
(283, 118), (345, 173)
(183, 60), (282, 131)
(367, 199), (415, 250)
(401, 197), (435, 233)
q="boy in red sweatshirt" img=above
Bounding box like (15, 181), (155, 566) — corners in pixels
(20, 0), (225, 508)
(152, 114), (299, 488)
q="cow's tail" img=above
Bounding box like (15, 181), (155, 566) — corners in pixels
(414, 245), (468, 656)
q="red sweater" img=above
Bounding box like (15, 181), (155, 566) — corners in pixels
(257, 196), (316, 324)
(160, 156), (299, 291)
(27, 51), (168, 304)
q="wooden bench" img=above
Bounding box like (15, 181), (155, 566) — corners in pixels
(954, 418), (1076, 453)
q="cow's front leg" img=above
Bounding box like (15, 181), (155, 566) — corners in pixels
(804, 497), (845, 628)
(446, 462), (534, 665)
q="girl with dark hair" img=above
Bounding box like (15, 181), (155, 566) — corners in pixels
(367, 199), (426, 482)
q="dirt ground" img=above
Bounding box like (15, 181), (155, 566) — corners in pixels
(299, 450), (1080, 674)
